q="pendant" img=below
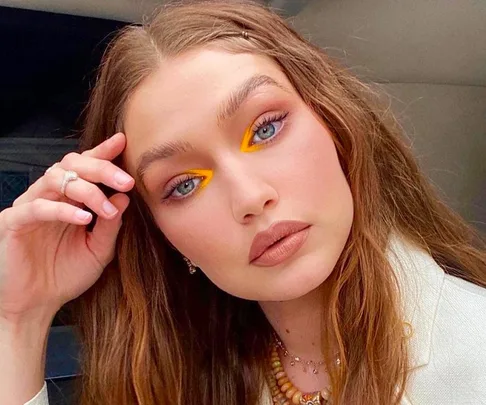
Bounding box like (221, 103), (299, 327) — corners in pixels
(300, 392), (322, 405)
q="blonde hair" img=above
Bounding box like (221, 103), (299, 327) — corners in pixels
(74, 1), (486, 404)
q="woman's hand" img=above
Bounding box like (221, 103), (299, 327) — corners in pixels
(0, 132), (134, 323)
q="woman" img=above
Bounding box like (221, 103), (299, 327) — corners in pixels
(1, 1), (485, 404)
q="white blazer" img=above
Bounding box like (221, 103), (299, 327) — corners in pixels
(25, 237), (486, 405)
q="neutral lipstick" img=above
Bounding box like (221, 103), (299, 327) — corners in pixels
(249, 220), (310, 267)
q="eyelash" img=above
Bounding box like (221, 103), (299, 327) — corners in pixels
(161, 110), (289, 204)
(162, 174), (201, 202)
(250, 111), (289, 147)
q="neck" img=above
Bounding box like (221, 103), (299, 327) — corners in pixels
(259, 285), (325, 359)
(259, 282), (334, 392)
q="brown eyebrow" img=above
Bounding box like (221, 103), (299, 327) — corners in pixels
(136, 74), (286, 188)
(216, 74), (285, 125)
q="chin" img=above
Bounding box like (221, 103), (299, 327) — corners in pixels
(214, 238), (345, 302)
(278, 269), (334, 300)
(252, 253), (337, 302)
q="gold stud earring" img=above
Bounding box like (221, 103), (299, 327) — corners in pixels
(183, 256), (197, 275)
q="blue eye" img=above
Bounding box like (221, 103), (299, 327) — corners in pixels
(162, 170), (213, 204)
(251, 113), (287, 146)
(169, 177), (202, 198)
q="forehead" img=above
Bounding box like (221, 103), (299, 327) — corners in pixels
(122, 48), (291, 173)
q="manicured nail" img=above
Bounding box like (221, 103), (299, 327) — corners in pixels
(75, 209), (92, 221)
(114, 171), (132, 185)
(103, 201), (118, 216)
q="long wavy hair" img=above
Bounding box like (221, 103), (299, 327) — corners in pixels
(72, 1), (486, 404)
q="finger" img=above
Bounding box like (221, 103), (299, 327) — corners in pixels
(86, 193), (130, 266)
(13, 166), (68, 207)
(15, 167), (123, 220)
(14, 133), (131, 208)
(0, 199), (92, 232)
(59, 151), (134, 192)
(13, 165), (73, 206)
(47, 169), (120, 219)
(81, 132), (126, 160)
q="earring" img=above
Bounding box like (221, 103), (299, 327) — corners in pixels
(183, 256), (197, 275)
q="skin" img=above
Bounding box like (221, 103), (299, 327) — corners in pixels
(123, 48), (354, 391)
(0, 133), (133, 403)
(0, 46), (353, 399)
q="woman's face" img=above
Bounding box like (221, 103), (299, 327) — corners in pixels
(123, 48), (353, 301)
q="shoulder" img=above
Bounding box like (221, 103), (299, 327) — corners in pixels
(406, 266), (486, 404)
(443, 271), (486, 300)
(387, 236), (486, 404)
(435, 273), (486, 342)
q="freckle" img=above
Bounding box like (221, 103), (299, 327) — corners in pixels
(285, 329), (290, 334)
(311, 342), (315, 346)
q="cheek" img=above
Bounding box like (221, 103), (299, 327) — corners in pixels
(280, 118), (350, 207)
(277, 115), (354, 257)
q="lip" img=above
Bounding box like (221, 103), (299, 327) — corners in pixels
(249, 220), (310, 267)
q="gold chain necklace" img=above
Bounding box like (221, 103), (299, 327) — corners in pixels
(266, 344), (333, 405)
(274, 334), (327, 374)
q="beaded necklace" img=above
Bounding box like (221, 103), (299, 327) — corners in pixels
(266, 344), (333, 405)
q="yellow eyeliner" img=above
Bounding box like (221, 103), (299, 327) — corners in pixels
(185, 169), (213, 192)
(240, 124), (263, 153)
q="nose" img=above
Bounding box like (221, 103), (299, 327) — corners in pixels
(228, 167), (279, 224)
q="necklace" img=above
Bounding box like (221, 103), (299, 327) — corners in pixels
(266, 344), (333, 405)
(274, 334), (328, 374)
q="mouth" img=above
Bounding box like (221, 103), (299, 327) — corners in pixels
(249, 220), (311, 267)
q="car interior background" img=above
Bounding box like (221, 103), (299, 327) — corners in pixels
(0, 1), (485, 404)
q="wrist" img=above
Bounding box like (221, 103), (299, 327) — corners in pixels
(0, 310), (54, 350)
(1, 304), (57, 329)
(0, 311), (53, 404)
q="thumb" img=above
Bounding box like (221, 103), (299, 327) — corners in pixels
(87, 193), (130, 266)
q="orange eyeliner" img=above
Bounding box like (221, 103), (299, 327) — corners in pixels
(185, 169), (213, 191)
(240, 125), (263, 153)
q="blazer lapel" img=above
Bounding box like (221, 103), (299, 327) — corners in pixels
(387, 235), (445, 371)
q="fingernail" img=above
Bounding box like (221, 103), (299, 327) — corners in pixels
(75, 209), (92, 221)
(114, 171), (132, 185)
(103, 201), (118, 216)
